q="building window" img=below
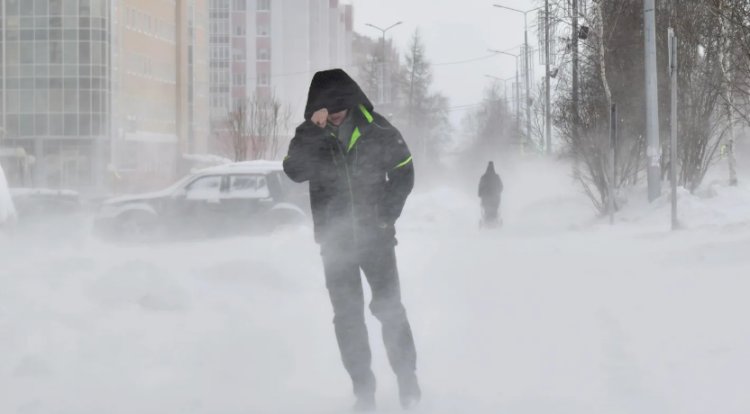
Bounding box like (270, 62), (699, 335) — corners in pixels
(235, 24), (245, 36)
(258, 72), (269, 86)
(257, 0), (270, 11)
(233, 46), (245, 61)
(233, 0), (246, 11)
(257, 24), (269, 37)
(233, 73), (245, 86)
(257, 48), (269, 61)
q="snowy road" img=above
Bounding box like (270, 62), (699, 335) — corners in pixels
(1, 160), (749, 414)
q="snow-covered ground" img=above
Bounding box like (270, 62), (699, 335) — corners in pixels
(1, 159), (749, 414)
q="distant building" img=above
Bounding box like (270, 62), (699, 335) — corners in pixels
(0, 0), (209, 192)
(112, 0), (210, 191)
(208, 0), (353, 155)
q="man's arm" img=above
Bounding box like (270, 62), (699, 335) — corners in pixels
(283, 122), (322, 183)
(379, 127), (414, 226)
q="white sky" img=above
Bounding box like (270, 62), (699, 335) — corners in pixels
(349, 0), (547, 123)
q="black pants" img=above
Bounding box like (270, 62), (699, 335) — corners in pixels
(321, 239), (417, 398)
(481, 196), (501, 221)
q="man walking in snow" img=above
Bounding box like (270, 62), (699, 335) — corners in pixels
(478, 161), (503, 227)
(283, 69), (420, 411)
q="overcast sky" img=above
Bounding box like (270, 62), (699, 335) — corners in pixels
(349, 0), (549, 123)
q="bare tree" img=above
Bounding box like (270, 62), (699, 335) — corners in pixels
(222, 93), (292, 162)
(550, 0), (741, 212)
(553, 0), (640, 213)
(225, 104), (250, 162)
(673, 1), (727, 191)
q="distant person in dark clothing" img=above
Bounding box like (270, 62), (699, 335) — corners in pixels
(478, 161), (503, 227)
(283, 69), (420, 411)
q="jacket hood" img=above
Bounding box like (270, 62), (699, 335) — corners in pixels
(304, 69), (373, 120)
(485, 161), (496, 174)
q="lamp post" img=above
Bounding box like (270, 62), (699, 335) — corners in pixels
(494, 4), (542, 153)
(643, 0), (662, 201)
(489, 49), (522, 146)
(364, 21), (402, 106)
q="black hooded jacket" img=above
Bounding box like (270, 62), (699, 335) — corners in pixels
(478, 162), (503, 202)
(283, 69), (414, 245)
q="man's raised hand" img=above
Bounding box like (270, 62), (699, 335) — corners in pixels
(311, 108), (328, 128)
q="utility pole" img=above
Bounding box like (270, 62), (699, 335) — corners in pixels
(644, 0), (662, 201)
(484, 74), (516, 110)
(365, 21), (403, 106)
(544, 0), (552, 155)
(718, 0), (738, 186)
(572, 0), (580, 146)
(669, 28), (679, 230)
(515, 67), (521, 143)
(523, 17), (532, 153)
(609, 104), (617, 225)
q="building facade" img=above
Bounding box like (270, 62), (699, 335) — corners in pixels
(209, 0), (353, 155)
(111, 0), (210, 191)
(0, 0), (209, 192)
(0, 0), (111, 190)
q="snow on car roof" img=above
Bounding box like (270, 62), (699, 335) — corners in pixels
(197, 160), (283, 175)
(10, 188), (80, 197)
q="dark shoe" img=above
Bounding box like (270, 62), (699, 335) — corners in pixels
(352, 371), (376, 412)
(397, 372), (421, 409)
(353, 394), (376, 412)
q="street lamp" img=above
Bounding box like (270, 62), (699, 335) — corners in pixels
(484, 74), (516, 111)
(489, 49), (521, 142)
(365, 21), (403, 106)
(493, 4), (542, 153)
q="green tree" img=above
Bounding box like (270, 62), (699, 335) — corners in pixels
(398, 30), (451, 167)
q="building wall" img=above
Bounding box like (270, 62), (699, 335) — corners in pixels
(177, 0), (210, 156)
(208, 0), (231, 125)
(0, 0), (111, 190)
(0, 0), (209, 192)
(190, 0), (210, 155)
(209, 0), (354, 152)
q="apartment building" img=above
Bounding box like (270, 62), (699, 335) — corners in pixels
(0, 0), (209, 192)
(209, 0), (354, 151)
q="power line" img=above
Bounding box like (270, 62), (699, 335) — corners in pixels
(265, 50), (519, 81)
(433, 53), (504, 67)
(446, 103), (483, 112)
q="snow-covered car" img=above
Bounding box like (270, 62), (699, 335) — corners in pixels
(0, 163), (17, 227)
(94, 160), (309, 240)
(10, 188), (83, 219)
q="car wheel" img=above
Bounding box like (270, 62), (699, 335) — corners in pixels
(268, 207), (306, 233)
(116, 211), (160, 242)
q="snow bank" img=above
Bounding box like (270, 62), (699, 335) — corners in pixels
(401, 187), (477, 231)
(0, 163), (17, 224)
(614, 182), (750, 230)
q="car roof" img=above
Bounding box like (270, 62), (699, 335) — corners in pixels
(196, 160), (283, 176)
(10, 188), (80, 197)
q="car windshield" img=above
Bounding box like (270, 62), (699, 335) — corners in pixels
(167, 174), (198, 195)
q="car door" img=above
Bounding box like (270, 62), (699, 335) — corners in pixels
(179, 174), (225, 236)
(221, 174), (273, 234)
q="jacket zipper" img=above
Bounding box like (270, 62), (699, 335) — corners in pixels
(329, 133), (359, 245)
